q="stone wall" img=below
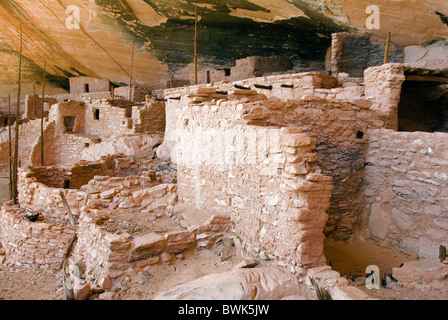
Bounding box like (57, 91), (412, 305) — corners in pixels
(331, 32), (404, 77)
(209, 56), (293, 83)
(160, 74), (388, 239)
(175, 93), (333, 268)
(0, 202), (77, 267)
(364, 129), (448, 258)
(72, 205), (230, 291)
(159, 71), (340, 162)
(132, 98), (166, 134)
(83, 101), (134, 138)
(69, 77), (110, 94)
(364, 63), (406, 130)
(113, 86), (151, 102)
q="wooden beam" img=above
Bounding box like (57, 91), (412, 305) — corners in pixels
(405, 75), (448, 84)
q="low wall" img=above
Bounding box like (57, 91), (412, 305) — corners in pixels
(0, 202), (77, 267)
(70, 185), (230, 291)
(364, 129), (448, 258)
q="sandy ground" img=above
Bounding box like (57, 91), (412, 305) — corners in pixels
(324, 237), (448, 300)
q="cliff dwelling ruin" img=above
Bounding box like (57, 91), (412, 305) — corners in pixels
(0, 0), (448, 304)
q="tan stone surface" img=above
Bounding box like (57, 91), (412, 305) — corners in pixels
(153, 267), (302, 300)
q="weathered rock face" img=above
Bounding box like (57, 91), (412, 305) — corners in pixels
(153, 267), (303, 300)
(0, 0), (446, 106)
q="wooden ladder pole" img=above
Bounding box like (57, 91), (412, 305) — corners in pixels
(8, 94), (12, 201)
(384, 32), (391, 64)
(41, 60), (46, 166)
(194, 5), (198, 85)
(60, 191), (76, 226)
(129, 40), (135, 101)
(13, 22), (23, 205)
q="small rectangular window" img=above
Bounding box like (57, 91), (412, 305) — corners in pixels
(84, 83), (90, 93)
(94, 109), (100, 120)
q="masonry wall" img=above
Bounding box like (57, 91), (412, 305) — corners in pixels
(176, 94), (333, 268)
(162, 76), (388, 239)
(331, 32), (404, 77)
(364, 129), (448, 258)
(209, 56), (293, 83)
(70, 77), (110, 94)
(0, 203), (77, 267)
(132, 98), (166, 133)
(72, 205), (229, 291)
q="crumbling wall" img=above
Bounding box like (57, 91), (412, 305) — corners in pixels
(72, 206), (229, 291)
(176, 93), (333, 268)
(23, 94), (57, 120)
(364, 129), (448, 258)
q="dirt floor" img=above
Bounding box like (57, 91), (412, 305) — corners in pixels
(324, 237), (448, 300)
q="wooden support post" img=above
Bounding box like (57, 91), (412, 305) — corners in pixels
(41, 60), (46, 166)
(129, 40), (135, 101)
(194, 5), (198, 85)
(60, 191), (76, 226)
(8, 94), (12, 201)
(12, 22), (23, 205)
(384, 32), (391, 64)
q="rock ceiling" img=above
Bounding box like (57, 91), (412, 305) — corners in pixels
(0, 0), (447, 98)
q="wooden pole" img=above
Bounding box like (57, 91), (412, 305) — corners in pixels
(129, 40), (135, 101)
(12, 22), (23, 205)
(194, 5), (198, 85)
(60, 191), (76, 226)
(41, 60), (46, 166)
(8, 94), (12, 201)
(384, 32), (391, 64)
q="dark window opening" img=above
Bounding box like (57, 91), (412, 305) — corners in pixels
(224, 68), (231, 77)
(94, 109), (100, 120)
(206, 70), (211, 84)
(63, 116), (76, 133)
(84, 83), (90, 93)
(63, 179), (71, 189)
(398, 81), (448, 132)
(125, 107), (132, 118)
(356, 131), (364, 139)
